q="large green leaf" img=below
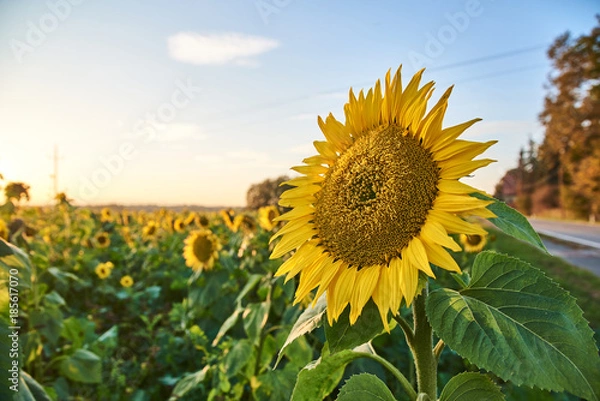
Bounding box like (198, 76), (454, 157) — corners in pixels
(325, 300), (384, 354)
(336, 373), (397, 401)
(60, 349), (102, 384)
(427, 251), (600, 401)
(470, 193), (547, 252)
(0, 238), (32, 289)
(212, 307), (242, 346)
(276, 294), (326, 366)
(291, 350), (361, 401)
(439, 372), (504, 401)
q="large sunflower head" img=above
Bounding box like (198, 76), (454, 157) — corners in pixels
(258, 205), (280, 231)
(183, 229), (222, 272)
(459, 233), (488, 253)
(270, 67), (496, 329)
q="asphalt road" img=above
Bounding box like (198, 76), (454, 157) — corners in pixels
(528, 218), (600, 276)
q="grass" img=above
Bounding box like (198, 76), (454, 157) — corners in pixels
(485, 225), (600, 331)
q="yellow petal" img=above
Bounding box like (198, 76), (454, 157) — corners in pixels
(349, 266), (380, 324)
(270, 227), (315, 259)
(420, 220), (461, 251)
(430, 118), (481, 153)
(314, 257), (344, 301)
(428, 210), (487, 235)
(433, 194), (493, 212)
(407, 238), (435, 278)
(421, 239), (461, 273)
(435, 140), (497, 162)
(274, 205), (314, 222)
(439, 159), (495, 180)
(437, 179), (481, 195)
(269, 216), (314, 243)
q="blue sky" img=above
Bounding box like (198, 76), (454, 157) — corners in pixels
(0, 0), (598, 206)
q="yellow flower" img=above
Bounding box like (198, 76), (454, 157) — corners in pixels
(0, 219), (8, 240)
(184, 212), (197, 226)
(270, 67), (496, 329)
(143, 221), (158, 238)
(120, 210), (130, 226)
(100, 207), (113, 222)
(95, 262), (112, 279)
(233, 214), (256, 235)
(95, 232), (110, 248)
(459, 233), (487, 253)
(120, 275), (134, 287)
(173, 218), (185, 233)
(183, 229), (221, 272)
(220, 209), (236, 231)
(197, 214), (210, 228)
(258, 206), (280, 231)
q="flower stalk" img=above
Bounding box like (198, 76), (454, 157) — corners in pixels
(410, 286), (437, 399)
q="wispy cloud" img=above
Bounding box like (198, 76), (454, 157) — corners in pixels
(168, 32), (279, 66)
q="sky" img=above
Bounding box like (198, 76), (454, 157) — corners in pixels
(0, 0), (598, 207)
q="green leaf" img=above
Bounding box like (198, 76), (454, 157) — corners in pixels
(21, 371), (53, 401)
(168, 366), (209, 400)
(60, 349), (102, 384)
(291, 350), (361, 401)
(276, 293), (326, 367)
(212, 307), (242, 346)
(427, 251), (600, 401)
(61, 317), (96, 350)
(470, 193), (547, 252)
(0, 238), (32, 289)
(43, 291), (66, 308)
(336, 373), (397, 401)
(253, 364), (299, 401)
(30, 307), (63, 346)
(325, 300), (384, 354)
(243, 302), (270, 346)
(90, 325), (118, 357)
(235, 274), (262, 304)
(224, 339), (254, 378)
(439, 372), (504, 401)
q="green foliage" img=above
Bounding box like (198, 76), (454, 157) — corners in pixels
(336, 373), (397, 401)
(438, 372), (504, 401)
(325, 300), (384, 354)
(427, 251), (600, 401)
(471, 193), (547, 252)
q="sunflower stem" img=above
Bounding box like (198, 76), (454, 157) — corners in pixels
(410, 285), (437, 399)
(392, 314), (414, 345)
(357, 352), (417, 400)
(433, 339), (445, 363)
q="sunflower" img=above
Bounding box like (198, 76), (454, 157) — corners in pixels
(184, 212), (197, 226)
(459, 233), (487, 253)
(197, 214), (210, 228)
(95, 232), (111, 248)
(174, 218), (186, 233)
(120, 275), (134, 288)
(183, 229), (221, 272)
(143, 221), (158, 238)
(100, 207), (113, 222)
(219, 209), (236, 231)
(270, 67), (496, 329)
(233, 214), (257, 235)
(120, 210), (130, 226)
(95, 262), (112, 279)
(258, 205), (280, 231)
(0, 219), (8, 240)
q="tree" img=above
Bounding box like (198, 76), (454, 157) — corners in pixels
(538, 16), (600, 220)
(4, 182), (30, 203)
(246, 176), (291, 210)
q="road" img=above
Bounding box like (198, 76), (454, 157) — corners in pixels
(528, 218), (600, 276)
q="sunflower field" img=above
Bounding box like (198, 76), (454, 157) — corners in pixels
(2, 67), (600, 401)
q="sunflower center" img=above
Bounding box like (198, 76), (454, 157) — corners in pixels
(313, 125), (439, 268)
(193, 235), (213, 262)
(466, 234), (482, 245)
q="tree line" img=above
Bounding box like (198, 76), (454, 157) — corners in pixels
(495, 16), (600, 222)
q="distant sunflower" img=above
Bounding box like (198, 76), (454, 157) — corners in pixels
(120, 275), (134, 288)
(95, 262), (112, 279)
(271, 67), (496, 329)
(183, 229), (221, 272)
(100, 208), (113, 222)
(95, 232), (110, 248)
(143, 221), (158, 238)
(184, 212), (197, 227)
(460, 233), (487, 253)
(197, 214), (210, 228)
(258, 205), (280, 231)
(120, 210), (130, 226)
(174, 218), (186, 233)
(233, 214), (256, 235)
(220, 209), (236, 231)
